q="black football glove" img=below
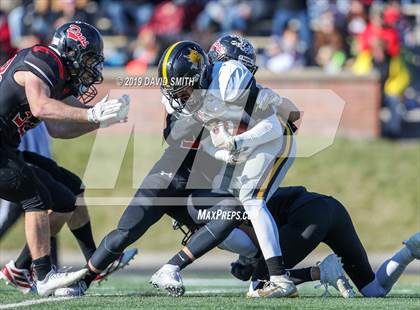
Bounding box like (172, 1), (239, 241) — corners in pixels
(230, 261), (256, 281)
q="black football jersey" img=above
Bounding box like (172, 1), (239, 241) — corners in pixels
(267, 186), (327, 225)
(163, 112), (221, 182)
(0, 45), (76, 148)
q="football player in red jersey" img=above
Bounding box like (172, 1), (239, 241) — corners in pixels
(0, 21), (130, 296)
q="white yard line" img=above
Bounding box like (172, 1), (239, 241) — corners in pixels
(0, 297), (73, 309)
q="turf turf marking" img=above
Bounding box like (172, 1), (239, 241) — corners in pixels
(0, 297), (72, 309)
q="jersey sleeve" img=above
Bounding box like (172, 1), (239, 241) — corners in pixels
(209, 60), (253, 103)
(24, 46), (65, 91)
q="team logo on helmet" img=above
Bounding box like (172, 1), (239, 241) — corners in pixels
(183, 48), (203, 69)
(230, 36), (253, 55)
(66, 24), (89, 48)
(210, 40), (225, 54)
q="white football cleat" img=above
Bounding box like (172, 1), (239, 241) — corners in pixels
(403, 232), (420, 259)
(95, 248), (138, 283)
(318, 254), (355, 298)
(150, 264), (185, 297)
(54, 280), (87, 297)
(248, 274), (298, 298)
(36, 267), (88, 297)
(0, 260), (35, 294)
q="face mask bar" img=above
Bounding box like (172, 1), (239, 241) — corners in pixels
(172, 219), (198, 246)
(80, 54), (104, 87)
(162, 86), (205, 116)
(79, 84), (98, 104)
(77, 54), (104, 104)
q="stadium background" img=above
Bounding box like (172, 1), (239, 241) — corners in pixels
(0, 0), (419, 272)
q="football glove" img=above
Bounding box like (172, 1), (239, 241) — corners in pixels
(255, 88), (283, 111)
(230, 255), (259, 281)
(87, 94), (130, 126)
(214, 149), (246, 165)
(209, 121), (236, 151)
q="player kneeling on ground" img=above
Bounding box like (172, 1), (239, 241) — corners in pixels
(208, 186), (420, 298)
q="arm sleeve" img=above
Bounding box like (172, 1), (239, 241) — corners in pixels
(234, 114), (283, 150)
(217, 228), (258, 258)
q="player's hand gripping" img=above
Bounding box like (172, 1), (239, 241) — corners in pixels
(209, 121), (236, 151)
(87, 94), (130, 126)
(214, 149), (243, 165)
(255, 87), (283, 111)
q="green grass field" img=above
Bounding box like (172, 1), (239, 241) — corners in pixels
(0, 134), (419, 253)
(1, 274), (419, 309)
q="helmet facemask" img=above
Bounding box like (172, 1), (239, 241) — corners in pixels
(67, 51), (104, 104)
(163, 85), (204, 115)
(78, 53), (104, 104)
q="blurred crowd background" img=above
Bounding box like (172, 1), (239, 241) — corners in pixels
(0, 0), (419, 138)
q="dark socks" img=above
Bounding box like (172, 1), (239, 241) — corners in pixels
(83, 265), (99, 288)
(266, 256), (286, 276)
(15, 237), (58, 270)
(167, 250), (192, 270)
(251, 258), (269, 282)
(15, 244), (32, 270)
(32, 255), (51, 281)
(71, 222), (96, 261)
(287, 267), (313, 285)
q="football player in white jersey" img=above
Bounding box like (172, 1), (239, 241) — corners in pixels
(152, 40), (297, 298)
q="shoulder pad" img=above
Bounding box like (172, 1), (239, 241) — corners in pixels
(24, 45), (65, 88)
(209, 60), (253, 103)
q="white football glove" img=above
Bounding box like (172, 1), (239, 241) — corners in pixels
(256, 88), (283, 111)
(209, 121), (236, 151)
(214, 149), (243, 165)
(87, 94), (130, 126)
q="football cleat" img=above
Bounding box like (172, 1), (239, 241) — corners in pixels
(150, 264), (185, 297)
(94, 248), (138, 283)
(54, 280), (87, 297)
(403, 232), (420, 259)
(247, 274), (298, 298)
(317, 254), (355, 298)
(0, 260), (35, 294)
(36, 267), (88, 297)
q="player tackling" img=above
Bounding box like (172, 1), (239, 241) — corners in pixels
(0, 21), (130, 296)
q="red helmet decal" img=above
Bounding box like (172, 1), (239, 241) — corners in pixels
(66, 24), (89, 48)
(210, 40), (224, 54)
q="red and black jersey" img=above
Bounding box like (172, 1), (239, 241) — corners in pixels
(0, 45), (76, 148)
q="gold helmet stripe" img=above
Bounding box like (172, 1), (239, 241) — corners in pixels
(162, 41), (182, 87)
